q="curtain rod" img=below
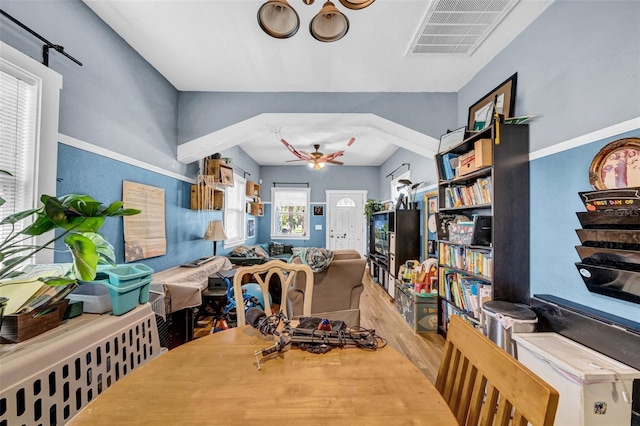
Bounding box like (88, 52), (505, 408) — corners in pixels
(273, 182), (309, 187)
(385, 163), (410, 179)
(232, 164), (250, 179)
(0, 9), (83, 67)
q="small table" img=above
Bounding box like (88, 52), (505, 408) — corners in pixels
(68, 326), (457, 425)
(151, 257), (232, 342)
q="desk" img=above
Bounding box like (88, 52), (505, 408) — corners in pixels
(151, 256), (232, 312)
(68, 326), (457, 425)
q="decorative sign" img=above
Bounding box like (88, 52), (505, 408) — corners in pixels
(123, 181), (166, 262)
(579, 187), (640, 211)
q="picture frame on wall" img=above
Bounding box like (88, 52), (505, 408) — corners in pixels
(247, 217), (255, 238)
(220, 166), (234, 186)
(468, 72), (517, 132)
(313, 205), (324, 216)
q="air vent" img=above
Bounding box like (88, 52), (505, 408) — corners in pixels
(408, 0), (519, 55)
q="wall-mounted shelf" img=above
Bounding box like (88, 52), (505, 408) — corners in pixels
(248, 202), (264, 216)
(246, 181), (261, 198)
(190, 183), (223, 210)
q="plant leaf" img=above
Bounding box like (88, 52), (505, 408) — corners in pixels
(82, 232), (116, 264)
(1, 208), (41, 226)
(41, 276), (77, 286)
(64, 233), (99, 281)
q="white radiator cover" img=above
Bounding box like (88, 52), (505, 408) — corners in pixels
(0, 305), (161, 425)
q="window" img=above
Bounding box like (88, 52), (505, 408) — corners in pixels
(0, 42), (62, 264)
(223, 173), (246, 247)
(271, 187), (310, 239)
(0, 64), (38, 245)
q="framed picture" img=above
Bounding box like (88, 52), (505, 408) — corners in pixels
(589, 137), (640, 190)
(468, 73), (517, 131)
(438, 126), (467, 154)
(220, 166), (234, 186)
(423, 190), (438, 258)
(247, 217), (255, 238)
(313, 205), (324, 216)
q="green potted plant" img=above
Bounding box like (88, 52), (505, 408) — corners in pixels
(398, 179), (424, 209)
(0, 193), (140, 285)
(364, 199), (383, 220)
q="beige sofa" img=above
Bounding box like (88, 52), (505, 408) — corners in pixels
(288, 249), (366, 326)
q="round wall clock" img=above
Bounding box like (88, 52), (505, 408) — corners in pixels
(589, 137), (640, 190)
(427, 214), (437, 233)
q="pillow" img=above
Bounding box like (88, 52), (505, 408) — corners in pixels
(268, 242), (285, 256)
(252, 245), (269, 258)
(231, 245), (255, 257)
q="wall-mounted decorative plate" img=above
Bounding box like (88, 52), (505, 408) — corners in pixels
(589, 137), (640, 190)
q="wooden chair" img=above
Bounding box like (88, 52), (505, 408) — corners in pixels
(436, 316), (559, 426)
(232, 260), (314, 327)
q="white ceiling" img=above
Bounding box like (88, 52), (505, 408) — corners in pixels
(83, 0), (553, 166)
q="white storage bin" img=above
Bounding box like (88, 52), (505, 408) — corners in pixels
(513, 332), (640, 426)
(67, 283), (112, 313)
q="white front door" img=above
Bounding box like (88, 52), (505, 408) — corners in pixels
(326, 190), (367, 255)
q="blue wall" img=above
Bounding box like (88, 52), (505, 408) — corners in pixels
(55, 145), (221, 271)
(530, 129), (640, 321)
(0, 0), (188, 175)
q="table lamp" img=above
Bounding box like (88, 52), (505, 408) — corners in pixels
(203, 220), (227, 256)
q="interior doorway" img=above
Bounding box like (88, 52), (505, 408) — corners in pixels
(326, 190), (367, 255)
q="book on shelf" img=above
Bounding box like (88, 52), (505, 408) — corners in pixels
(443, 177), (493, 208)
(441, 153), (460, 181)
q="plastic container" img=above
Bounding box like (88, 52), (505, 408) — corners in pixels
(482, 300), (537, 356)
(67, 284), (112, 313)
(72, 275), (152, 316)
(103, 264), (154, 285)
(513, 332), (640, 425)
(103, 276), (152, 316)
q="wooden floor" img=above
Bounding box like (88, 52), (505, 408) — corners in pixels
(194, 268), (445, 383)
(359, 269), (445, 383)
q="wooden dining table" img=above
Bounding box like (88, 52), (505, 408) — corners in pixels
(68, 325), (457, 425)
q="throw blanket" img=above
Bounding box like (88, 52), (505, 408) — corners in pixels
(291, 247), (334, 273)
(230, 245), (269, 258)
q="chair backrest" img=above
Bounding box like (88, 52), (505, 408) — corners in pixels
(232, 260), (314, 327)
(436, 316), (559, 426)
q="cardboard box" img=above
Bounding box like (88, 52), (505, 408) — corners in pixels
(457, 150), (477, 176)
(474, 138), (492, 168)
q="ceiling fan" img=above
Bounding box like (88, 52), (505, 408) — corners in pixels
(279, 134), (356, 170)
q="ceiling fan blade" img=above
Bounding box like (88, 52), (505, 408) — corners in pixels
(327, 160), (344, 165)
(286, 159), (307, 162)
(280, 137), (308, 161)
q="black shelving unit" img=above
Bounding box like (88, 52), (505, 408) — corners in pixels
(368, 209), (420, 299)
(435, 123), (530, 336)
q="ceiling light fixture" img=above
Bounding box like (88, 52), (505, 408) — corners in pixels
(258, 0), (374, 42)
(257, 0), (300, 39)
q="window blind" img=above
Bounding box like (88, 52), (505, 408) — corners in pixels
(0, 67), (38, 245)
(224, 173), (246, 246)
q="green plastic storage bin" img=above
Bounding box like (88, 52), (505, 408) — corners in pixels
(103, 264), (154, 285)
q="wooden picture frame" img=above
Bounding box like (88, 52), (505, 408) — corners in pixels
(588, 137), (640, 190)
(220, 166), (234, 186)
(468, 72), (517, 131)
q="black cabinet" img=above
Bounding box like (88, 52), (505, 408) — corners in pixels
(369, 209), (420, 299)
(435, 124), (530, 335)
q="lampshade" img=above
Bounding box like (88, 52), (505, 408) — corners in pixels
(338, 0), (375, 10)
(258, 0), (300, 39)
(308, 161), (325, 170)
(309, 1), (349, 42)
(203, 220), (227, 242)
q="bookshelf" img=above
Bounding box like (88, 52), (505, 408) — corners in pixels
(435, 123), (530, 336)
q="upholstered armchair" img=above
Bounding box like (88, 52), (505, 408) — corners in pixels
(288, 249), (366, 326)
